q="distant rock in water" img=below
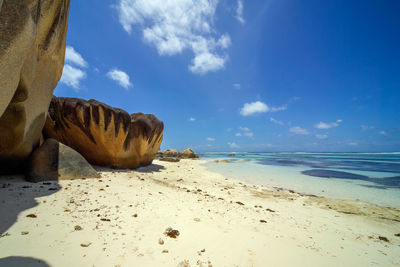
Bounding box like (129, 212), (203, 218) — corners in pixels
(0, 0), (70, 173)
(43, 97), (164, 169)
(302, 169), (368, 180)
(157, 148), (198, 161)
(26, 138), (99, 182)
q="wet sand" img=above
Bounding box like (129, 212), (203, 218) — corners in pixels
(0, 159), (399, 266)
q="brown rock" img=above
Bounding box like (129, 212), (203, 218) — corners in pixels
(180, 148), (198, 159)
(26, 138), (99, 182)
(43, 97), (164, 169)
(0, 0), (70, 173)
(157, 148), (198, 160)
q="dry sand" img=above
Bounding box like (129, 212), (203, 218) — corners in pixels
(0, 159), (399, 267)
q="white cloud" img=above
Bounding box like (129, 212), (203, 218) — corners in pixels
(115, 0), (230, 74)
(235, 0), (245, 24)
(228, 142), (239, 149)
(233, 83), (241, 89)
(240, 101), (287, 116)
(65, 46), (88, 68)
(107, 69), (132, 89)
(270, 117), (284, 126)
(235, 133), (242, 137)
(349, 142), (358, 146)
(315, 120), (342, 129)
(189, 117), (196, 122)
(316, 134), (328, 139)
(206, 137), (215, 141)
(60, 64), (86, 91)
(240, 101), (268, 116)
(290, 126), (309, 135)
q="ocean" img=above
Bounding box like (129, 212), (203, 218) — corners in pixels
(201, 152), (400, 207)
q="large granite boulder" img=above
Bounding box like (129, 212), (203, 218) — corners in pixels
(0, 0), (70, 172)
(26, 138), (100, 182)
(43, 97), (164, 169)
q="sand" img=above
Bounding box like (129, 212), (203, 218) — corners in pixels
(0, 159), (399, 267)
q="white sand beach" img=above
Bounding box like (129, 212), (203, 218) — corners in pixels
(0, 159), (399, 267)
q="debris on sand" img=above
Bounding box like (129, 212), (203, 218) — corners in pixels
(80, 242), (92, 247)
(26, 214), (37, 218)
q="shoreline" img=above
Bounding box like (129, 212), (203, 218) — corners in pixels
(0, 159), (399, 266)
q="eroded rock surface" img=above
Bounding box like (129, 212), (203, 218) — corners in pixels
(43, 97), (164, 169)
(0, 0), (70, 172)
(26, 138), (99, 182)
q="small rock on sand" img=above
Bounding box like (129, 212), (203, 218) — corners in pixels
(378, 236), (389, 242)
(158, 238), (164, 245)
(21, 231), (29, 235)
(235, 201), (244, 205)
(26, 214), (37, 218)
(164, 227), (180, 238)
(259, 220), (267, 223)
(193, 218), (200, 222)
(74, 225), (83, 231)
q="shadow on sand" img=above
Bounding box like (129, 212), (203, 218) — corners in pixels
(0, 175), (61, 234)
(0, 256), (50, 267)
(95, 163), (165, 174)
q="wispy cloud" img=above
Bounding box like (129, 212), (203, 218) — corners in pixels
(107, 69), (132, 89)
(270, 105), (287, 112)
(236, 126), (253, 138)
(316, 134), (328, 139)
(379, 130), (388, 136)
(235, 0), (245, 24)
(189, 117), (196, 122)
(233, 83), (241, 89)
(315, 120), (342, 129)
(228, 142), (239, 149)
(60, 65), (86, 91)
(115, 0), (230, 74)
(361, 125), (375, 131)
(206, 137), (215, 141)
(270, 117), (284, 126)
(65, 46), (88, 68)
(290, 126), (309, 135)
(349, 142), (358, 146)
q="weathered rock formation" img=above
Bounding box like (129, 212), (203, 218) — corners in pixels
(0, 0), (70, 172)
(43, 97), (164, 169)
(156, 148), (199, 162)
(26, 138), (100, 182)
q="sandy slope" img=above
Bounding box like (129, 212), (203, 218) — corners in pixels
(0, 159), (399, 267)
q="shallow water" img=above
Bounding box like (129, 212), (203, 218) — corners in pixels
(201, 152), (400, 207)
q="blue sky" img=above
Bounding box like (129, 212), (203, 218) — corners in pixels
(55, 0), (400, 152)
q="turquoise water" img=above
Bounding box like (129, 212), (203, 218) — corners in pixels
(201, 152), (400, 207)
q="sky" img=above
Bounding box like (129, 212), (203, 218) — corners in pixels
(55, 0), (400, 152)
